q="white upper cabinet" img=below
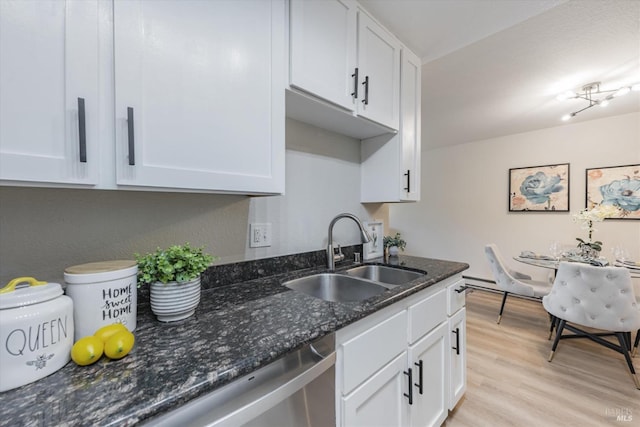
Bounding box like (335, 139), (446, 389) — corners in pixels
(288, 0), (400, 136)
(356, 9), (400, 130)
(361, 46), (421, 203)
(0, 0), (99, 186)
(114, 0), (285, 194)
(289, 0), (357, 111)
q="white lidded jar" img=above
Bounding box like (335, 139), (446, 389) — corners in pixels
(0, 277), (74, 392)
(64, 260), (137, 341)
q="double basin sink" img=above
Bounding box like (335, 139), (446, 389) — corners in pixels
(283, 265), (426, 303)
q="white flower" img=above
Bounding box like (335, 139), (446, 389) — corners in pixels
(572, 204), (621, 241)
(573, 204), (620, 225)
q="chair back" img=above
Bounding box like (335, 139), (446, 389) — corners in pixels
(543, 262), (640, 332)
(485, 244), (535, 297)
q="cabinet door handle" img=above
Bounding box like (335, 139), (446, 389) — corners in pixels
(414, 360), (423, 395)
(403, 169), (410, 192)
(362, 76), (369, 105)
(403, 368), (413, 404)
(452, 327), (460, 355)
(455, 285), (468, 294)
(351, 68), (359, 99)
(127, 107), (135, 166)
(78, 97), (87, 163)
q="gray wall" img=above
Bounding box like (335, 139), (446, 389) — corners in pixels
(0, 119), (388, 285)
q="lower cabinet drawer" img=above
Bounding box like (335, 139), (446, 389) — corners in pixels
(447, 279), (466, 315)
(341, 310), (407, 394)
(407, 287), (446, 344)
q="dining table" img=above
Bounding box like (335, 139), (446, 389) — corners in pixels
(514, 255), (640, 279)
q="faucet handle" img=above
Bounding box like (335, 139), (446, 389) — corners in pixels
(333, 242), (345, 262)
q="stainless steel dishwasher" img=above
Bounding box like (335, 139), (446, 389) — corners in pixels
(145, 333), (336, 427)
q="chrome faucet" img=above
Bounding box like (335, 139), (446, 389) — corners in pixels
(327, 213), (372, 271)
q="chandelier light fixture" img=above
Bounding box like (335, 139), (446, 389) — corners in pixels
(557, 81), (640, 121)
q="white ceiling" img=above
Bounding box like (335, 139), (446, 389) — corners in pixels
(359, 0), (640, 149)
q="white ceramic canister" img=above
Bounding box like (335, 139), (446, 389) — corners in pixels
(64, 260), (137, 341)
(0, 277), (74, 392)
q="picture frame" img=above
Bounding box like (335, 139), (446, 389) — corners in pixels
(363, 220), (384, 260)
(508, 163), (570, 212)
(586, 164), (640, 220)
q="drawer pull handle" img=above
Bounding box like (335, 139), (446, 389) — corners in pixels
(351, 68), (359, 99)
(454, 285), (468, 294)
(403, 368), (413, 404)
(414, 360), (423, 395)
(127, 107), (135, 166)
(78, 97), (87, 163)
(452, 327), (460, 355)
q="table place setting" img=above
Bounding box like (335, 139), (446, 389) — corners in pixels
(614, 259), (640, 270)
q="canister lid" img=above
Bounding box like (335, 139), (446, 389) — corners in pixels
(0, 278), (64, 310)
(64, 260), (138, 284)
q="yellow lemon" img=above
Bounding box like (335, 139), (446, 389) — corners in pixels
(71, 336), (104, 366)
(94, 323), (128, 343)
(104, 330), (135, 360)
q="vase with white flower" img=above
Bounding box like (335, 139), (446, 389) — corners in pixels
(572, 204), (620, 259)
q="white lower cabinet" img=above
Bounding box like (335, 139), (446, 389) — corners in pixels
(342, 352), (408, 426)
(448, 307), (467, 409)
(446, 279), (467, 410)
(408, 322), (449, 427)
(336, 274), (465, 427)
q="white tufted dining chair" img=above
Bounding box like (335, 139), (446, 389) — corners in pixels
(484, 244), (552, 324)
(543, 262), (640, 389)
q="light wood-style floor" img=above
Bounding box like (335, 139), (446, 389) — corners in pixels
(444, 289), (639, 427)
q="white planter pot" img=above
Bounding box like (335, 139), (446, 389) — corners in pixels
(388, 246), (399, 256)
(150, 277), (201, 322)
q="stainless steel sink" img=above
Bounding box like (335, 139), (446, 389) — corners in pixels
(284, 274), (390, 303)
(345, 265), (425, 285)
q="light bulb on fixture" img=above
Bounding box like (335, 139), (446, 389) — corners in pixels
(556, 81), (640, 121)
(614, 86), (631, 97)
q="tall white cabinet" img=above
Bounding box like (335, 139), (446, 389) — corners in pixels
(113, 0), (285, 194)
(0, 0), (100, 186)
(361, 46), (421, 202)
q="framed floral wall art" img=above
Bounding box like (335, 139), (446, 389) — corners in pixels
(586, 164), (640, 220)
(509, 163), (570, 212)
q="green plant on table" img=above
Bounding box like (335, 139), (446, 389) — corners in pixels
(383, 233), (407, 251)
(135, 243), (215, 287)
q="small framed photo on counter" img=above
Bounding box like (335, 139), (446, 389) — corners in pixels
(363, 220), (384, 260)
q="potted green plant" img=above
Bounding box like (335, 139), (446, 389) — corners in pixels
(383, 233), (407, 257)
(135, 243), (215, 322)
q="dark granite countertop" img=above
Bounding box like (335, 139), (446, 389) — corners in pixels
(0, 253), (468, 426)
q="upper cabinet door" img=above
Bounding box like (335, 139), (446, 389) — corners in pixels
(289, 0), (357, 111)
(400, 48), (421, 201)
(114, 0), (285, 194)
(356, 10), (400, 130)
(0, 0), (99, 186)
